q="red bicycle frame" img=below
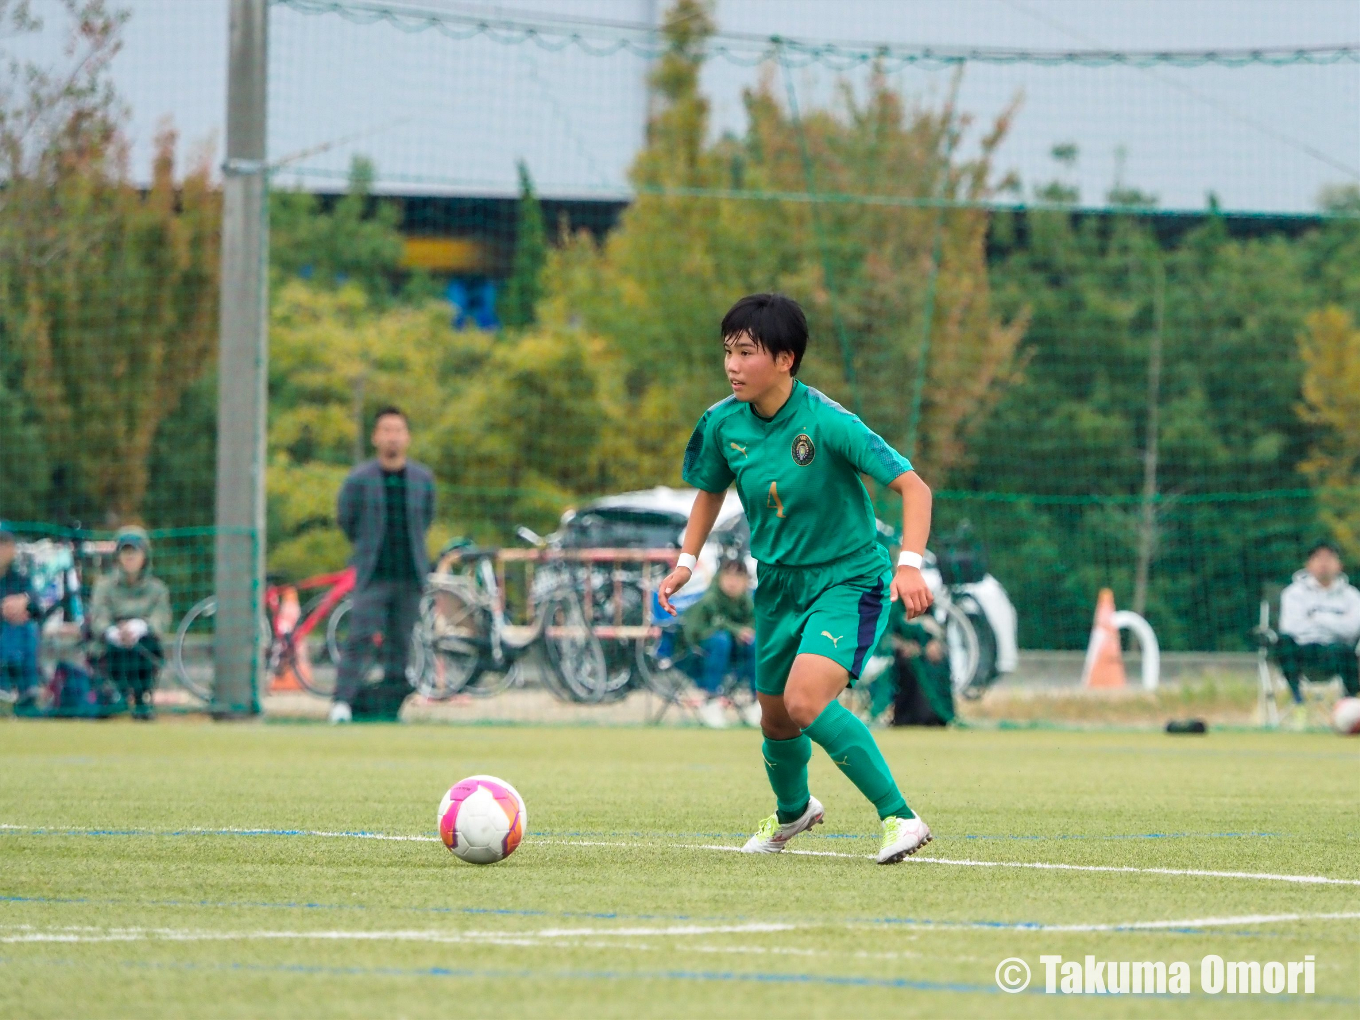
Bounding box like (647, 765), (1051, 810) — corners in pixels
(263, 568), (358, 690)
(264, 567), (356, 645)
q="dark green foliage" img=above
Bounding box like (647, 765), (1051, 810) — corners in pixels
(943, 205), (1340, 649)
(0, 375), (49, 521)
(497, 161), (547, 329)
(143, 373), (217, 528)
(270, 156), (405, 301)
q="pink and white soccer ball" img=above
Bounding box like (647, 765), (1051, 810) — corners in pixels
(438, 775), (527, 864)
(1331, 697), (1360, 736)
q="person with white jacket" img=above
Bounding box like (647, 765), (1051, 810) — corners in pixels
(1277, 540), (1360, 703)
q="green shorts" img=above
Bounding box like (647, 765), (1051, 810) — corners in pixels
(753, 544), (894, 696)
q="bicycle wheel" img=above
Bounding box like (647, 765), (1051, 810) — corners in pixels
(636, 626), (690, 702)
(459, 660), (518, 698)
(956, 602), (998, 700)
(172, 597), (270, 702)
(940, 601), (981, 696)
(540, 591), (609, 703)
(587, 573), (646, 698)
(409, 589), (486, 700)
(320, 598), (385, 697)
(281, 592), (345, 696)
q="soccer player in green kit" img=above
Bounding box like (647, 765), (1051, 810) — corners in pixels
(657, 293), (936, 864)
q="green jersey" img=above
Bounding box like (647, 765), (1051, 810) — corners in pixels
(682, 380), (912, 567)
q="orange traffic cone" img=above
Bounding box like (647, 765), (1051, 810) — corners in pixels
(1081, 588), (1126, 689)
(270, 664), (303, 692)
(268, 587), (304, 692)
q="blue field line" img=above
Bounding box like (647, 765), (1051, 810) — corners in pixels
(126, 959), (1015, 995)
(0, 827), (405, 839)
(8, 957), (1358, 1005)
(0, 825), (1305, 843)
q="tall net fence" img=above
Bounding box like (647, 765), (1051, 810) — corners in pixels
(1, 0), (1358, 716)
(264, 0), (1360, 654)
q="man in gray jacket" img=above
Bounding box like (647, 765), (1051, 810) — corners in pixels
(332, 406), (435, 722)
(1278, 540), (1360, 708)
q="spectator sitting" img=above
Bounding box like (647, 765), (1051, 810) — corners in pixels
(678, 555), (758, 729)
(867, 590), (953, 726)
(1277, 540), (1360, 716)
(89, 527), (170, 720)
(889, 619), (953, 727)
(0, 525), (41, 700)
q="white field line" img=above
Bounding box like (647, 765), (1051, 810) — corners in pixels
(692, 843), (1360, 886)
(2, 913), (1356, 947)
(6, 823), (1360, 888)
(0, 922), (799, 946)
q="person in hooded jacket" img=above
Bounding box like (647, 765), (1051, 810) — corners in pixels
(678, 555), (759, 728)
(89, 526), (171, 719)
(1278, 540), (1360, 708)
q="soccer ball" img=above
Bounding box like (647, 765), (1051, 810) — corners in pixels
(1331, 697), (1360, 736)
(438, 775), (527, 864)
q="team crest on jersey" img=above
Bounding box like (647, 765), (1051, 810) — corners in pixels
(791, 433), (815, 466)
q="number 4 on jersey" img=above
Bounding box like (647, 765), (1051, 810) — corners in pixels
(767, 481), (785, 518)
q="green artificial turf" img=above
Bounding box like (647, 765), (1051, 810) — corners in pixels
(0, 721), (1356, 1018)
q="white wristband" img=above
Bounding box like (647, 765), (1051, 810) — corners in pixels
(676, 553), (697, 572)
(897, 551), (923, 570)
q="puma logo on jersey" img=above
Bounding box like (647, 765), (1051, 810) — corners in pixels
(729, 442), (748, 457)
(821, 631), (843, 647)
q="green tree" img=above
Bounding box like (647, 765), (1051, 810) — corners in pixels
(270, 155), (406, 302)
(1298, 306), (1360, 558)
(497, 160), (547, 329)
(959, 179), (1331, 648)
(2, 120), (219, 524)
(433, 325), (622, 537)
(539, 0), (1023, 487)
(0, 0), (124, 523)
(265, 281), (488, 577)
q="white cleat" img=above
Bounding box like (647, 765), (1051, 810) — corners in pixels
(741, 795), (825, 854)
(328, 701), (352, 724)
(877, 814), (932, 864)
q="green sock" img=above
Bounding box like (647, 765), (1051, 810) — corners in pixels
(803, 700), (912, 820)
(762, 735), (812, 823)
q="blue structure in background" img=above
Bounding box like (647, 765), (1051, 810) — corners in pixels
(447, 278), (499, 331)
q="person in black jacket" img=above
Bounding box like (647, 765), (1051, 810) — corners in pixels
(331, 407), (436, 722)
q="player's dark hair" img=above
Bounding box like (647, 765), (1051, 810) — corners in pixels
(373, 405), (407, 427)
(721, 293), (808, 376)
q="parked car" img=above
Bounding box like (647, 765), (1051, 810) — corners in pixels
(557, 486), (752, 614)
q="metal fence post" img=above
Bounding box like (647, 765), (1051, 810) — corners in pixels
(213, 0), (268, 717)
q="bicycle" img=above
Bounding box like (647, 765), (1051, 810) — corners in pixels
(412, 535), (608, 702)
(172, 567), (385, 701)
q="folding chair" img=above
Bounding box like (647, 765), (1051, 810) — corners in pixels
(1255, 584), (1348, 728)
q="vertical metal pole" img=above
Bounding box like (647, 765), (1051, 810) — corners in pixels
(213, 0), (268, 717)
(1133, 258), (1165, 618)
